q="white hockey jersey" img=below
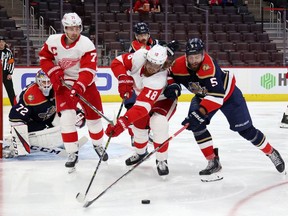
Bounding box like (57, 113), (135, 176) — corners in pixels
(39, 34), (97, 86)
(111, 48), (170, 122)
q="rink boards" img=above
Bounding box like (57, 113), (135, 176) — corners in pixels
(2, 66), (288, 105)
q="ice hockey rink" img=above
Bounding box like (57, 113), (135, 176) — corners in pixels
(1, 101), (288, 216)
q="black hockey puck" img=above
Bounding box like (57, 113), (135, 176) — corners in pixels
(141, 199), (150, 204)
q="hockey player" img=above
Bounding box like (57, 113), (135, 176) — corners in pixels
(129, 22), (155, 54)
(4, 70), (86, 158)
(127, 22), (179, 145)
(165, 38), (285, 181)
(38, 12), (107, 171)
(106, 45), (177, 176)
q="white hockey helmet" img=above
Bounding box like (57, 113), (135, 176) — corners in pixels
(146, 45), (167, 65)
(62, 12), (83, 33)
(35, 70), (52, 96)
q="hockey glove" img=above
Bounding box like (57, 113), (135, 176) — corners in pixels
(181, 109), (206, 131)
(49, 69), (64, 91)
(70, 82), (84, 104)
(118, 75), (134, 99)
(167, 40), (180, 57)
(163, 83), (181, 100)
(105, 116), (130, 137)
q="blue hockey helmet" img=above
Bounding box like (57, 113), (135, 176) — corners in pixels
(185, 38), (205, 56)
(133, 22), (150, 35)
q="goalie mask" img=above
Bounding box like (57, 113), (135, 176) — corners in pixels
(35, 70), (52, 96)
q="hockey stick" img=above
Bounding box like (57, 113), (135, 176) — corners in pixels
(76, 96), (127, 203)
(83, 124), (189, 208)
(61, 80), (114, 125)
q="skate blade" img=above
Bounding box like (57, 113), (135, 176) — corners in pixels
(280, 123), (288, 129)
(159, 174), (168, 180)
(200, 173), (223, 182)
(67, 167), (76, 174)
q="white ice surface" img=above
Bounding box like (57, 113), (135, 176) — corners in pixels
(1, 102), (288, 216)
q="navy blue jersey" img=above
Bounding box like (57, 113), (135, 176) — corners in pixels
(9, 83), (56, 132)
(169, 54), (236, 114)
(169, 53), (252, 132)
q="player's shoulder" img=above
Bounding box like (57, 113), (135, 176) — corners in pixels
(170, 55), (188, 75)
(134, 48), (148, 58)
(77, 35), (95, 51)
(22, 83), (47, 106)
(197, 53), (216, 78)
(132, 48), (148, 64)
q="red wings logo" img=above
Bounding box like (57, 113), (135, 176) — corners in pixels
(58, 58), (79, 70)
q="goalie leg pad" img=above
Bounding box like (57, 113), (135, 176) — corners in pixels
(28, 126), (63, 148)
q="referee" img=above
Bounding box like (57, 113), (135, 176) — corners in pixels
(0, 36), (15, 105)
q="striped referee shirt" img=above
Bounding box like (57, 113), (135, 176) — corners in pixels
(0, 47), (15, 75)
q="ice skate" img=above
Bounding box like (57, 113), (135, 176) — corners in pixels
(280, 113), (288, 128)
(65, 152), (78, 173)
(156, 160), (169, 176)
(266, 149), (285, 173)
(125, 151), (148, 166)
(199, 148), (223, 182)
(94, 145), (108, 162)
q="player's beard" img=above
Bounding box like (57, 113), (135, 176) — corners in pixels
(188, 62), (201, 71)
(140, 39), (147, 45)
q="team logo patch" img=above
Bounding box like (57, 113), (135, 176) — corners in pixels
(202, 64), (210, 71)
(188, 82), (207, 96)
(27, 94), (35, 101)
(58, 58), (79, 70)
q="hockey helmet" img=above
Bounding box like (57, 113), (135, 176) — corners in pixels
(133, 22), (150, 35)
(146, 44), (167, 65)
(35, 70), (52, 96)
(62, 12), (83, 33)
(186, 38), (205, 56)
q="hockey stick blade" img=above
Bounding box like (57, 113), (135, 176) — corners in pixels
(76, 192), (86, 202)
(83, 124), (188, 208)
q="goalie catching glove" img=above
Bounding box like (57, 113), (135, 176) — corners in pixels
(182, 109), (207, 131)
(105, 116), (130, 137)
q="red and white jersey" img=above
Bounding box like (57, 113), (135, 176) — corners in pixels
(113, 48), (168, 98)
(39, 34), (97, 86)
(111, 48), (170, 122)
